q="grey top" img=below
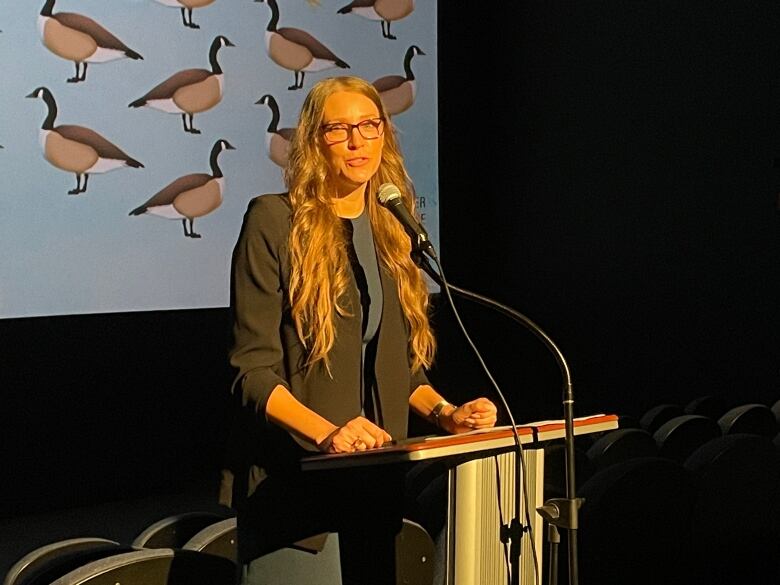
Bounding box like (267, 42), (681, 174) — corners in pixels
(348, 210), (383, 344)
(346, 210), (384, 424)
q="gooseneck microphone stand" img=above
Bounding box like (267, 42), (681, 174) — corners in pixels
(416, 254), (582, 585)
(380, 185), (578, 585)
(410, 246), (531, 585)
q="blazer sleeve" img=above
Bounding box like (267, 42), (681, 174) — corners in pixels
(410, 364), (431, 394)
(229, 196), (291, 422)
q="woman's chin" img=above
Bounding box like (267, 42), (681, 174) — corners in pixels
(344, 171), (374, 186)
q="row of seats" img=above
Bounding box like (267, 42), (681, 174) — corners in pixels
(7, 397), (777, 585)
(2, 512), (238, 585)
(579, 433), (780, 584)
(545, 399), (780, 492)
(543, 397), (780, 585)
(635, 399), (780, 438)
(4, 511), (436, 585)
(603, 401), (778, 465)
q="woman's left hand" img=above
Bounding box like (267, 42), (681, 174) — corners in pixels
(441, 397), (498, 434)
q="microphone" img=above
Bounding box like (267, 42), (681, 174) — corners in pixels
(377, 183), (436, 258)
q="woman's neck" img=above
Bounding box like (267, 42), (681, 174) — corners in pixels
(332, 184), (366, 218)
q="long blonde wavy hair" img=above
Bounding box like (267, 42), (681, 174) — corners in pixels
(284, 76), (435, 373)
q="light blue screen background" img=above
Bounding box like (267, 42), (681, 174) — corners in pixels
(0, 0), (438, 318)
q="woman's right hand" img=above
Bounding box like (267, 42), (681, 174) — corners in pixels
(317, 416), (393, 453)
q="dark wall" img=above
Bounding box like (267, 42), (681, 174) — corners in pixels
(0, 310), (233, 517)
(434, 1), (779, 420)
(1, 1), (778, 517)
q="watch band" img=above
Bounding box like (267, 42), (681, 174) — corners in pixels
(430, 400), (453, 428)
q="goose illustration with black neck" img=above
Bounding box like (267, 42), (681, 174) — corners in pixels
(128, 35), (234, 134)
(38, 0), (143, 83)
(373, 45), (424, 115)
(27, 87), (143, 195)
(255, 0), (349, 90)
(152, 0), (217, 29)
(255, 94), (296, 168)
(129, 139), (235, 239)
(337, 0), (415, 40)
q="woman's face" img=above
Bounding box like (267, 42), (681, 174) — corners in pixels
(320, 91), (385, 197)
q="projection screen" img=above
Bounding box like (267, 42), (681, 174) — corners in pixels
(0, 0), (438, 318)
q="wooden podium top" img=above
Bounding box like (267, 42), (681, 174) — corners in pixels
(301, 414), (618, 471)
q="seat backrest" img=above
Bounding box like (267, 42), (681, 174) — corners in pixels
(586, 428), (657, 471)
(543, 442), (594, 497)
(2, 538), (123, 585)
(771, 398), (780, 426)
(684, 434), (780, 581)
(653, 414), (720, 463)
(717, 403), (778, 438)
(132, 511), (231, 549)
(578, 457), (695, 585)
(639, 403), (684, 435)
(183, 518), (238, 563)
(47, 549), (237, 585)
(616, 414), (640, 429)
(243, 519), (433, 585)
(395, 519), (435, 585)
(684, 395), (728, 420)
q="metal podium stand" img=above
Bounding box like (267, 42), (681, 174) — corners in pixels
(302, 414), (618, 585)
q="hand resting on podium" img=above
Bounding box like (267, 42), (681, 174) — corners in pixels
(266, 382), (498, 454)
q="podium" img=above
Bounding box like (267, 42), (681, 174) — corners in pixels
(302, 414), (618, 585)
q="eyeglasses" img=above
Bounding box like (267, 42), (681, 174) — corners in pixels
(321, 118), (385, 143)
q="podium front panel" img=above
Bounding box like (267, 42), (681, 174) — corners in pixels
(300, 415), (618, 584)
(447, 448), (544, 585)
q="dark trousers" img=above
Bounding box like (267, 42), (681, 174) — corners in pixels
(238, 465), (407, 585)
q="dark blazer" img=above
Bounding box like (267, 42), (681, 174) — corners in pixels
(221, 194), (429, 509)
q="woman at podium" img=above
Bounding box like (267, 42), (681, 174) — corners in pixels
(224, 76), (497, 584)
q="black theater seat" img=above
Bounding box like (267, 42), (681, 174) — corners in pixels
(394, 519), (436, 585)
(684, 434), (780, 583)
(543, 442), (594, 498)
(183, 518), (238, 563)
(771, 398), (780, 426)
(44, 549), (237, 585)
(683, 395), (728, 420)
(717, 403), (778, 438)
(3, 538), (127, 585)
(132, 511), (231, 549)
(616, 414), (640, 429)
(577, 457), (695, 585)
(586, 428), (657, 471)
(653, 414), (720, 463)
(639, 403), (684, 435)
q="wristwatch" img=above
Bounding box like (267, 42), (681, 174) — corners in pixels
(430, 400), (453, 428)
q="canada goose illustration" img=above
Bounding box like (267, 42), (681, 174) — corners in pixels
(255, 94), (295, 168)
(129, 139), (234, 238)
(26, 87), (143, 195)
(38, 0), (143, 83)
(255, 0), (349, 90)
(128, 35), (234, 134)
(337, 0), (415, 40)
(152, 0), (217, 29)
(372, 45), (424, 115)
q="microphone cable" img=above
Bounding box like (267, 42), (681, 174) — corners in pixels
(422, 250), (541, 585)
(376, 182), (540, 584)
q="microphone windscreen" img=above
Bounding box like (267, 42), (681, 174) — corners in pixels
(377, 183), (402, 205)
